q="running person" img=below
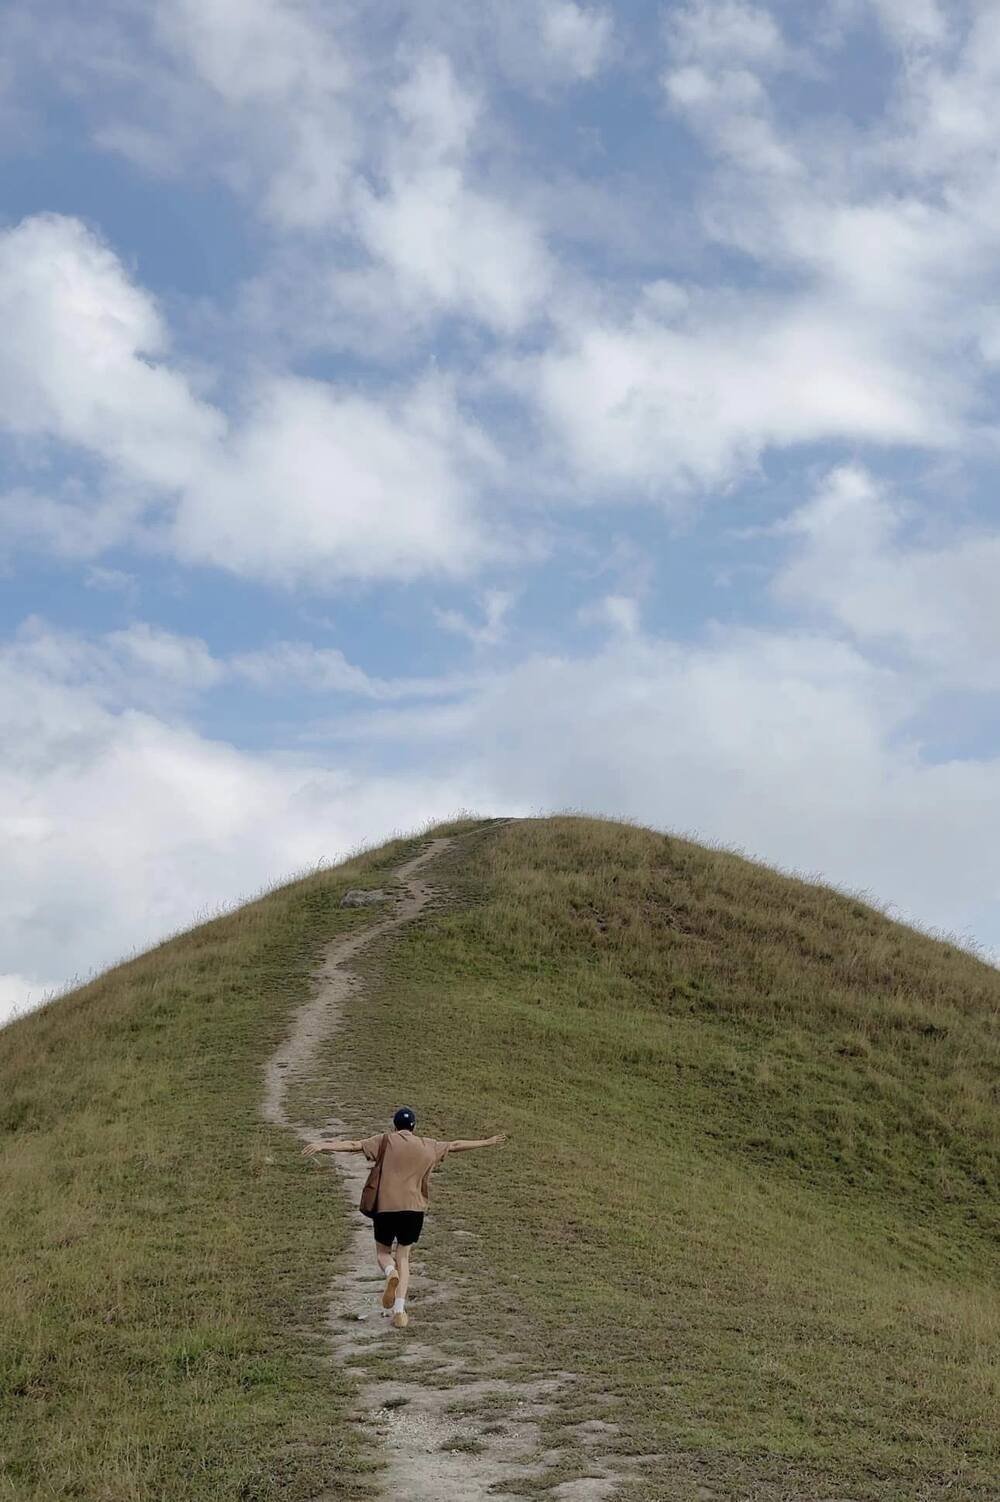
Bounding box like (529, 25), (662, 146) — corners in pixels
(302, 1107), (505, 1327)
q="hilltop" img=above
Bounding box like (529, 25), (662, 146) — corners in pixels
(1, 815), (997, 1501)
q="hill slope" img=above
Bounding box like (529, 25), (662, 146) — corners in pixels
(1, 814), (997, 1502)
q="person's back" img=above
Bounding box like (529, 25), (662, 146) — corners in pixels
(362, 1128), (449, 1212)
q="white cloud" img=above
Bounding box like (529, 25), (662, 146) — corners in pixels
(517, 290), (944, 496)
(106, 624), (225, 691)
(874, 6), (1000, 180)
(230, 643), (383, 696)
(776, 465), (1000, 689)
(579, 594), (641, 635)
(169, 373), (500, 584)
(540, 1), (613, 80)
(0, 214), (221, 492)
(391, 49), (480, 161)
(158, 0), (349, 107)
(84, 565), (139, 597)
(767, 196), (983, 323)
(668, 0), (788, 68)
(377, 1), (614, 93)
(663, 0), (798, 176)
(153, 0), (357, 228)
(514, 1), (994, 502)
(868, 0), (948, 50)
(663, 62), (799, 175)
(78, 13), (557, 338)
(230, 642), (471, 700)
(354, 170), (552, 335)
(433, 589), (515, 647)
(661, 1), (1000, 332)
(0, 214), (502, 585)
(6, 617), (471, 708)
(347, 52), (553, 335)
(2, 617), (221, 715)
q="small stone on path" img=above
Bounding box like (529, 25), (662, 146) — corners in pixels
(341, 888), (388, 907)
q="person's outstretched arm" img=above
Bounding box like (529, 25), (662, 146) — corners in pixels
(301, 1138), (365, 1156)
(447, 1133), (506, 1153)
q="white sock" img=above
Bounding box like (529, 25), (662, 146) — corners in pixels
(381, 1260), (396, 1278)
(392, 1296), (406, 1314)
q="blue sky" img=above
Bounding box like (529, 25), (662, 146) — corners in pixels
(4, 0), (1000, 1021)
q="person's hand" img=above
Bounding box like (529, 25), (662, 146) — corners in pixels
(302, 1141), (326, 1157)
(489, 1132), (507, 1146)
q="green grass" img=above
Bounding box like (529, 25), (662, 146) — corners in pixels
(320, 816), (1000, 1501)
(3, 811), (998, 1501)
(0, 817), (485, 1502)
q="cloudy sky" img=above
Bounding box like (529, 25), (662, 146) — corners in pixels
(3, 0), (1000, 1022)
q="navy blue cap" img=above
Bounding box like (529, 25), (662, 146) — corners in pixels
(393, 1106), (416, 1131)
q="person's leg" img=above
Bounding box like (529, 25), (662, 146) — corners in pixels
(379, 1248), (400, 1306)
(390, 1242), (411, 1326)
(373, 1213), (402, 1309)
(389, 1215), (423, 1326)
(373, 1215), (396, 1275)
(374, 1222), (399, 1309)
(394, 1243), (411, 1302)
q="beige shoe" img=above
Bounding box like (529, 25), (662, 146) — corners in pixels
(381, 1269), (400, 1309)
(391, 1310), (409, 1329)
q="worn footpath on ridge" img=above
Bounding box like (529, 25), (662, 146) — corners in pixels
(261, 831), (651, 1502)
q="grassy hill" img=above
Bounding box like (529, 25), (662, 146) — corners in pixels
(1, 814), (997, 1501)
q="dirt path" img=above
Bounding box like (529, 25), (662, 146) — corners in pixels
(261, 837), (454, 1135)
(261, 834), (640, 1502)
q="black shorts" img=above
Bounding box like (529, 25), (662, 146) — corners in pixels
(372, 1210), (424, 1246)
